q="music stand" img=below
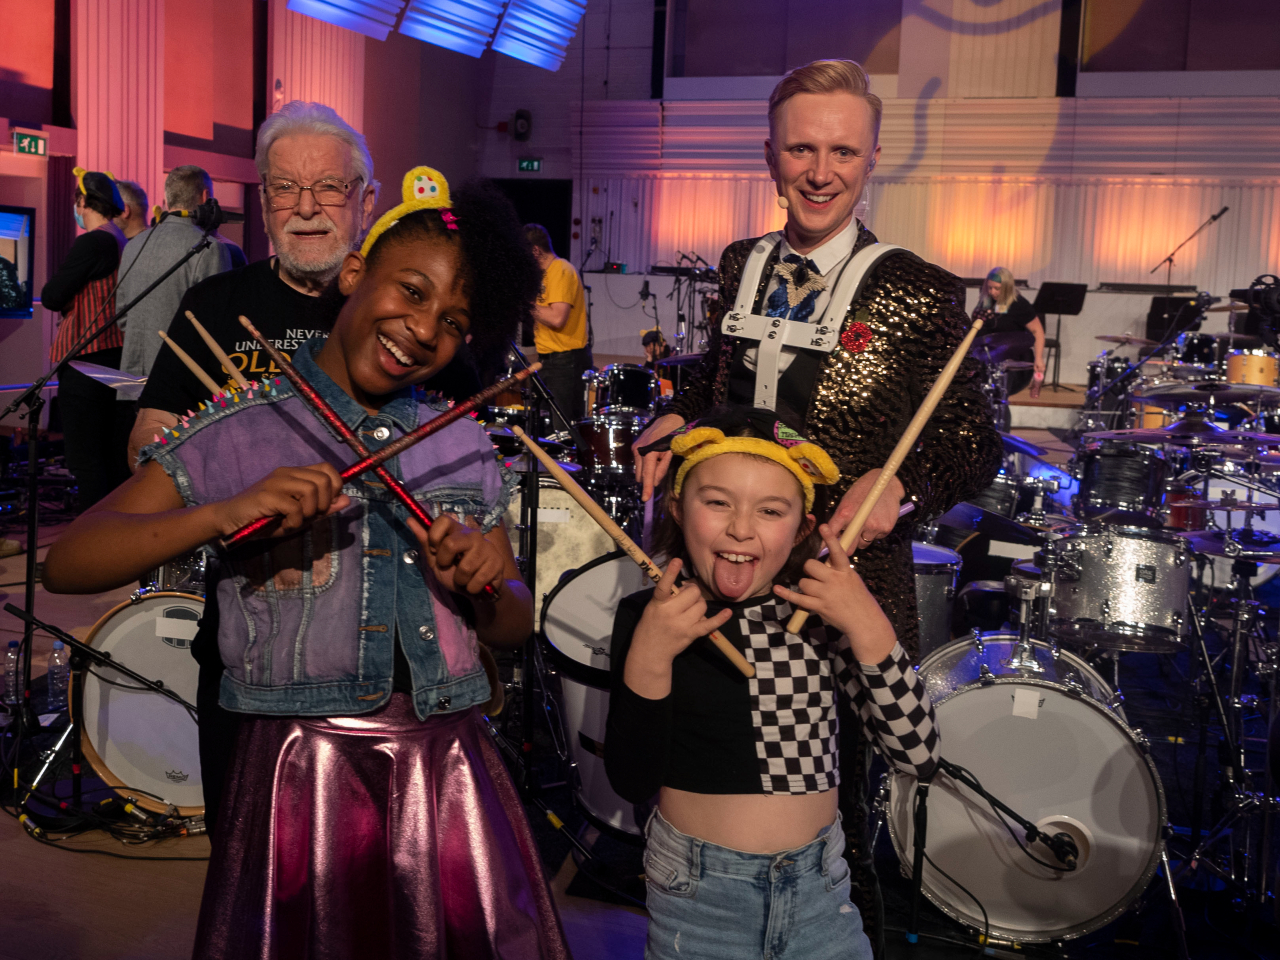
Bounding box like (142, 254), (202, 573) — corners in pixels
(1033, 282), (1088, 392)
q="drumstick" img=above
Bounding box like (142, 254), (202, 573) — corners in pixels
(157, 330), (221, 394)
(224, 362), (541, 545)
(186, 310), (249, 389)
(511, 425), (755, 679)
(784, 319), (986, 635)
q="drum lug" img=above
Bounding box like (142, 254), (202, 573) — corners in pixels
(970, 630), (984, 654)
(1131, 727), (1149, 751)
(1107, 690), (1126, 712)
(978, 662), (995, 683)
(1103, 540), (1115, 559)
(1100, 598), (1112, 622)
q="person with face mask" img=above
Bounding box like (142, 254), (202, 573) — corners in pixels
(40, 167), (133, 511)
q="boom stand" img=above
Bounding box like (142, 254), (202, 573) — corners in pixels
(505, 341), (588, 796)
(0, 220), (216, 745)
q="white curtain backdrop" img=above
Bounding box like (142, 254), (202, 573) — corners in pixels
(575, 174), (1280, 295)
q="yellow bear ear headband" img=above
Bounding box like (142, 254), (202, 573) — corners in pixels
(360, 165), (454, 258)
(72, 166), (116, 195)
(669, 422), (840, 512)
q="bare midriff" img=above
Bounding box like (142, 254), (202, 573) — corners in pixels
(658, 786), (839, 854)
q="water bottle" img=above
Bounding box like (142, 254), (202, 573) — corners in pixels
(46, 641), (69, 713)
(4, 640), (18, 706)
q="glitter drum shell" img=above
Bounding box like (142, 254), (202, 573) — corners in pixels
(192, 697), (570, 960)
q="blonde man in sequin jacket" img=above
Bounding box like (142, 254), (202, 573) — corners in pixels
(631, 59), (1002, 951)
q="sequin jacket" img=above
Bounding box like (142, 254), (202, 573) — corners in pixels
(665, 224), (1002, 659)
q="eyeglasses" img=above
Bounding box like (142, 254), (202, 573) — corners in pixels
(262, 177), (362, 210)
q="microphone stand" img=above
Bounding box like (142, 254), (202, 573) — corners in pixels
(1150, 208), (1230, 331)
(504, 340), (590, 796)
(0, 215), (219, 748)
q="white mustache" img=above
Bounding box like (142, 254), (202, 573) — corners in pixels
(283, 214), (337, 235)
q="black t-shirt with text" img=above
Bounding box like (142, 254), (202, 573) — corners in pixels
(138, 258), (340, 414)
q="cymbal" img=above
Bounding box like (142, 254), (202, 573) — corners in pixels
(1203, 303), (1249, 312)
(971, 331), (1034, 363)
(1204, 331), (1264, 347)
(1131, 380), (1280, 408)
(1001, 360), (1036, 370)
(1097, 334), (1158, 346)
(935, 501), (1046, 546)
(1083, 416), (1280, 448)
(1180, 498), (1280, 512)
(1000, 431), (1048, 457)
(1140, 360), (1218, 379)
(498, 455), (583, 474)
(1176, 528), (1280, 560)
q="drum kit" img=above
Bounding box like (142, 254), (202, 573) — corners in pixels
(882, 324), (1280, 947)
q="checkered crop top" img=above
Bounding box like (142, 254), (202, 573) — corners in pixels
(604, 589), (940, 801)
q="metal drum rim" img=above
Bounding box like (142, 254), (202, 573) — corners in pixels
(539, 550), (628, 690)
(80, 591), (205, 817)
(885, 670), (1167, 942)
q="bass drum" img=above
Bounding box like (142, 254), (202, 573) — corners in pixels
(81, 593), (205, 815)
(505, 478), (619, 626)
(541, 553), (653, 840)
(887, 634), (1165, 943)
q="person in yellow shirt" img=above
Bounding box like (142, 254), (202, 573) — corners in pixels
(526, 224), (592, 429)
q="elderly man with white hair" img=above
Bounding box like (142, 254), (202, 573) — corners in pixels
(127, 101), (377, 836)
(128, 101), (378, 463)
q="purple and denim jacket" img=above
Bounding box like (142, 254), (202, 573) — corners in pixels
(141, 339), (514, 720)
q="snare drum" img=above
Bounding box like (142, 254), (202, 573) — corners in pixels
(1046, 524), (1189, 652)
(81, 593), (205, 815)
(1226, 349), (1279, 386)
(590, 364), (657, 416)
(504, 478), (619, 623)
(1072, 441), (1167, 525)
(887, 633), (1164, 942)
(912, 542), (960, 657)
(542, 553), (653, 839)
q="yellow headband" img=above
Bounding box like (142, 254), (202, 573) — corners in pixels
(72, 166), (116, 195)
(670, 426), (839, 512)
(360, 165), (453, 258)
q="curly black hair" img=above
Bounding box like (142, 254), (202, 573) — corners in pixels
(364, 180), (541, 362)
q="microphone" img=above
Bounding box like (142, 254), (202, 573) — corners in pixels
(639, 280), (651, 301)
(1211, 206), (1230, 221)
(1043, 831), (1078, 870)
(162, 199), (245, 229)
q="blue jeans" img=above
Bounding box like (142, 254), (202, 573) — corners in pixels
(643, 810), (874, 960)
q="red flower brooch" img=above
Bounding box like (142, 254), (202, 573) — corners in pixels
(841, 321), (874, 354)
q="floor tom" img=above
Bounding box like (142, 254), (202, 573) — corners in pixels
(887, 633), (1164, 942)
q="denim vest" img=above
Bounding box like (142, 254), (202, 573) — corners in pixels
(142, 338), (513, 720)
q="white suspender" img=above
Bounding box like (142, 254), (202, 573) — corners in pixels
(721, 237), (906, 410)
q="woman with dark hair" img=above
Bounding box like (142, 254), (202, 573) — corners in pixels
(971, 266), (1046, 396)
(41, 167), (133, 510)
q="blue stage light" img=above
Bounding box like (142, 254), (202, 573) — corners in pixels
(399, 0), (506, 57)
(286, 0), (406, 41)
(491, 0), (587, 71)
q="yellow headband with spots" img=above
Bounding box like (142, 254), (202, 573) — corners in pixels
(670, 424), (839, 512)
(360, 165), (453, 258)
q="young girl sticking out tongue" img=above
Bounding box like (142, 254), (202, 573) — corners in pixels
(43, 168), (569, 960)
(605, 406), (940, 960)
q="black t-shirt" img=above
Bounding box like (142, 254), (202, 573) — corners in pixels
(41, 229), (121, 313)
(976, 294), (1040, 334)
(138, 258), (340, 414)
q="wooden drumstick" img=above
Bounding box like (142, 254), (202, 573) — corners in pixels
(511, 426), (755, 679)
(157, 330), (221, 395)
(784, 318), (986, 635)
(186, 310), (249, 389)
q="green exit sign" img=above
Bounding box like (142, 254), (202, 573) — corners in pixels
(518, 157), (542, 173)
(13, 132), (47, 156)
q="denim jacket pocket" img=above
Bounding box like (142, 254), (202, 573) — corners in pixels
(643, 845), (698, 899)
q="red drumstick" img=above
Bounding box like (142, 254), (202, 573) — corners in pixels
(224, 318), (539, 568)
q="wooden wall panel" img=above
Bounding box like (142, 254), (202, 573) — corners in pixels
(268, 0), (365, 133)
(72, 0), (166, 213)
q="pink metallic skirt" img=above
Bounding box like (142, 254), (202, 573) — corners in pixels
(192, 697), (570, 960)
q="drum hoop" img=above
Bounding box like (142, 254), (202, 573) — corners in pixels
(81, 591), (205, 817)
(887, 675), (1167, 941)
(539, 550), (629, 690)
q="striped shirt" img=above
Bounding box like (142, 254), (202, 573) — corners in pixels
(50, 272), (123, 361)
